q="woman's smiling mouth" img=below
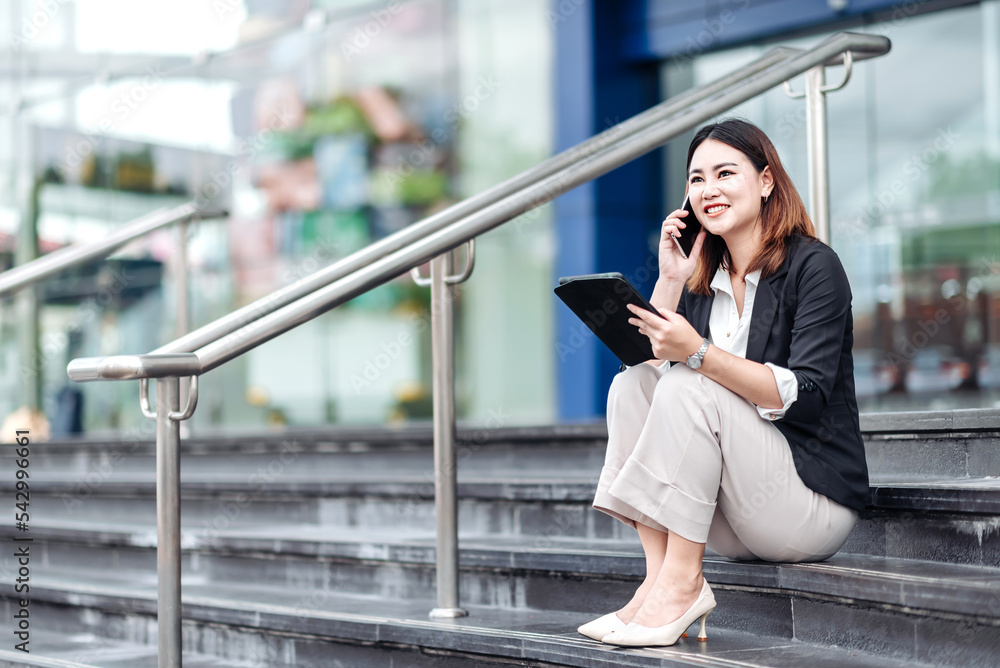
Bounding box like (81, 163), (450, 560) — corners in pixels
(704, 204), (730, 216)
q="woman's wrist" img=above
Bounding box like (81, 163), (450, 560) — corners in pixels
(651, 276), (685, 311)
(655, 273), (687, 288)
(650, 285), (676, 313)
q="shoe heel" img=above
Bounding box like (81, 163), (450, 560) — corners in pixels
(696, 611), (710, 642)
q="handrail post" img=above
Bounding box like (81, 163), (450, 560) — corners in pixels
(155, 376), (183, 667)
(176, 219), (190, 338)
(176, 219), (191, 438)
(424, 248), (470, 619)
(805, 64), (830, 244)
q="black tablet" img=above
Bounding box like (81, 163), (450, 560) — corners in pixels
(554, 272), (663, 366)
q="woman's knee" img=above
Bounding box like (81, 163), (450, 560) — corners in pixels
(649, 363), (702, 406)
(608, 362), (661, 404)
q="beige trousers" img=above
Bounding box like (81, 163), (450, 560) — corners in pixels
(594, 362), (858, 562)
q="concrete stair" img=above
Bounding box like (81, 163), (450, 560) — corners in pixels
(0, 416), (998, 666)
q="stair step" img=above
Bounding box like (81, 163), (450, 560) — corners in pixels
(3, 418), (999, 666)
(6, 477), (1000, 566)
(12, 475), (1000, 512)
(1, 580), (937, 667)
(5, 522), (1000, 623)
(5, 416), (999, 482)
(0, 641), (255, 668)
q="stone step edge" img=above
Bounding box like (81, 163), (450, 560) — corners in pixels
(3, 408), (999, 453)
(6, 523), (999, 621)
(0, 583), (927, 668)
(5, 478), (1000, 514)
(0, 646), (253, 668)
(0, 423), (606, 455)
(0, 650), (99, 668)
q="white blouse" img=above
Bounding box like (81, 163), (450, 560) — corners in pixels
(707, 267), (798, 421)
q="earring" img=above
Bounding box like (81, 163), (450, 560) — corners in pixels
(763, 193), (769, 204)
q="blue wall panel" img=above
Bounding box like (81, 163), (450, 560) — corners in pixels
(626, 0), (910, 60)
(553, 0), (663, 421)
(554, 0), (600, 420)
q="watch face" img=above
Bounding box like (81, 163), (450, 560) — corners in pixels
(686, 339), (708, 369)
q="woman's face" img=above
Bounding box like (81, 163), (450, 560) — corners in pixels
(686, 139), (772, 242)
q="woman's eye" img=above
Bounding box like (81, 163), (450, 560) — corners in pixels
(719, 170), (734, 177)
(689, 176), (703, 184)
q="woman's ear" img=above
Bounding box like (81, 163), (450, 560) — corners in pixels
(761, 165), (774, 198)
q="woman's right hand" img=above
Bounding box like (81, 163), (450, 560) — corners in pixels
(658, 207), (706, 284)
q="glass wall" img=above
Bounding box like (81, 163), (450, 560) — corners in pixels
(0, 0), (555, 435)
(663, 1), (1000, 412)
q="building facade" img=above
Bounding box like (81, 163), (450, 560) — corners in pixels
(0, 0), (996, 432)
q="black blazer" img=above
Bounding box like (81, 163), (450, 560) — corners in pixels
(676, 234), (868, 513)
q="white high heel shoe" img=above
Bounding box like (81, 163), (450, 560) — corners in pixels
(577, 612), (626, 641)
(602, 579), (716, 647)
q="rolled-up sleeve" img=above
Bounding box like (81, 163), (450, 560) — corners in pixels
(757, 363), (798, 420)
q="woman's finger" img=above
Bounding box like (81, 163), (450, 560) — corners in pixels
(663, 220), (686, 234)
(627, 304), (660, 324)
(626, 304), (647, 319)
(687, 228), (707, 257)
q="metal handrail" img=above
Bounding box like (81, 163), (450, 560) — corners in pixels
(70, 31), (890, 381)
(0, 202), (226, 298)
(65, 31), (891, 668)
(150, 45), (804, 358)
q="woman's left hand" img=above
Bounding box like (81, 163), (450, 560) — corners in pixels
(627, 303), (703, 363)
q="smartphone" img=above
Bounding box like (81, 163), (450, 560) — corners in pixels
(671, 194), (702, 259)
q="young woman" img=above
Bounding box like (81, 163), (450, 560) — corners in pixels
(578, 119), (868, 647)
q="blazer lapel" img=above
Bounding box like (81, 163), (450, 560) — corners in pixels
(746, 238), (798, 362)
(691, 294), (712, 338)
(746, 278), (777, 363)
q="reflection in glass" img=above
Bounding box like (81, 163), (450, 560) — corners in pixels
(669, 2), (1000, 412)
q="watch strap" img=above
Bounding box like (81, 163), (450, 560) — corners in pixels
(686, 338), (710, 368)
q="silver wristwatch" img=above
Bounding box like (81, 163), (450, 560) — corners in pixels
(685, 338), (710, 369)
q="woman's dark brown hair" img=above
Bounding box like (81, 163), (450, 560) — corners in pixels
(685, 119), (815, 296)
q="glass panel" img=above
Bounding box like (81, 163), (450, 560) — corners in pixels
(0, 0), (555, 434)
(666, 2), (1000, 412)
